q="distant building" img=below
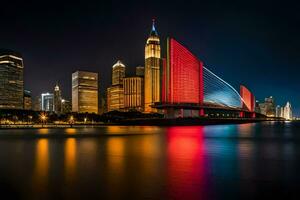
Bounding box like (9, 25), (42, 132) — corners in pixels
(23, 90), (32, 110)
(112, 60), (125, 85)
(72, 71), (98, 113)
(284, 102), (292, 120)
(53, 83), (62, 114)
(107, 60), (126, 112)
(259, 96), (276, 117)
(276, 105), (282, 118)
(107, 85), (124, 112)
(61, 99), (72, 114)
(144, 20), (161, 113)
(0, 49), (24, 109)
(41, 93), (54, 111)
(33, 96), (41, 111)
(123, 76), (144, 112)
(136, 66), (144, 77)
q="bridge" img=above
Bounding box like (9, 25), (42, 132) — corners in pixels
(155, 38), (257, 119)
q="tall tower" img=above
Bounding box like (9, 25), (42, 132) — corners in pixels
(0, 49), (24, 109)
(54, 83), (62, 113)
(144, 19), (161, 113)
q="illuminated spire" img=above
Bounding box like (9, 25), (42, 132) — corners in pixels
(150, 19), (158, 37)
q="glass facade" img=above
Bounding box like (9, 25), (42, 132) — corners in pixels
(107, 85), (124, 112)
(240, 85), (255, 112)
(41, 93), (54, 111)
(163, 38), (203, 104)
(72, 71), (98, 114)
(123, 77), (143, 111)
(112, 60), (125, 85)
(0, 50), (24, 109)
(144, 21), (161, 113)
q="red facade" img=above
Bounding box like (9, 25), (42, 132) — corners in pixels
(163, 38), (203, 104)
(240, 85), (255, 112)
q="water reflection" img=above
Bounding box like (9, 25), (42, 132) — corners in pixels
(32, 139), (49, 198)
(167, 126), (207, 200)
(65, 128), (77, 135)
(64, 138), (77, 182)
(38, 128), (49, 135)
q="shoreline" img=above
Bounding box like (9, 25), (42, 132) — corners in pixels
(0, 118), (288, 129)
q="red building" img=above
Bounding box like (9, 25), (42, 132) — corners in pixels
(160, 38), (204, 118)
(162, 38), (204, 104)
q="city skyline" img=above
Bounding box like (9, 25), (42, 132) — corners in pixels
(1, 1), (299, 114)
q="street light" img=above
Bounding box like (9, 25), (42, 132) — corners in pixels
(40, 113), (47, 127)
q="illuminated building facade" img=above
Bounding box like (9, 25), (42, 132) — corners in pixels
(159, 38), (204, 118)
(61, 99), (72, 114)
(107, 85), (124, 111)
(284, 102), (292, 120)
(123, 77), (144, 111)
(23, 90), (32, 110)
(112, 60), (125, 85)
(259, 96), (275, 117)
(72, 71), (98, 113)
(54, 83), (62, 113)
(136, 66), (144, 77)
(41, 93), (54, 111)
(144, 20), (161, 113)
(107, 61), (126, 112)
(0, 50), (24, 109)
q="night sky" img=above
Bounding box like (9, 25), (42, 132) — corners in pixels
(1, 0), (299, 114)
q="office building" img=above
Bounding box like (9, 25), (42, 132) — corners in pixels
(54, 83), (62, 113)
(41, 93), (54, 111)
(61, 99), (72, 114)
(123, 76), (144, 111)
(144, 20), (161, 112)
(136, 66), (144, 77)
(72, 71), (98, 113)
(284, 102), (292, 120)
(23, 90), (32, 110)
(0, 49), (24, 109)
(107, 86), (124, 112)
(112, 60), (125, 85)
(259, 96), (276, 117)
(107, 60), (126, 112)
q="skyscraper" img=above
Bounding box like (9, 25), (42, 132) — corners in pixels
(41, 93), (54, 111)
(107, 60), (125, 112)
(112, 60), (125, 85)
(23, 90), (32, 110)
(123, 77), (144, 111)
(72, 71), (98, 114)
(0, 49), (24, 109)
(144, 20), (161, 113)
(284, 102), (292, 120)
(54, 83), (62, 113)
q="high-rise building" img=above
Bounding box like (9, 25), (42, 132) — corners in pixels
(259, 96), (276, 117)
(61, 99), (72, 114)
(123, 77), (144, 111)
(72, 71), (98, 113)
(284, 102), (292, 120)
(144, 20), (161, 113)
(276, 105), (282, 118)
(23, 90), (32, 110)
(112, 60), (125, 85)
(41, 93), (54, 111)
(54, 83), (62, 113)
(0, 49), (24, 109)
(107, 86), (124, 112)
(136, 66), (144, 77)
(107, 60), (126, 112)
(33, 96), (41, 111)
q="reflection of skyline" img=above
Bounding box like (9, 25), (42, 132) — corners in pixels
(166, 126), (208, 200)
(65, 138), (76, 182)
(32, 139), (49, 199)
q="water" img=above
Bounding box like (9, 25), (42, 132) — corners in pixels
(0, 122), (299, 200)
